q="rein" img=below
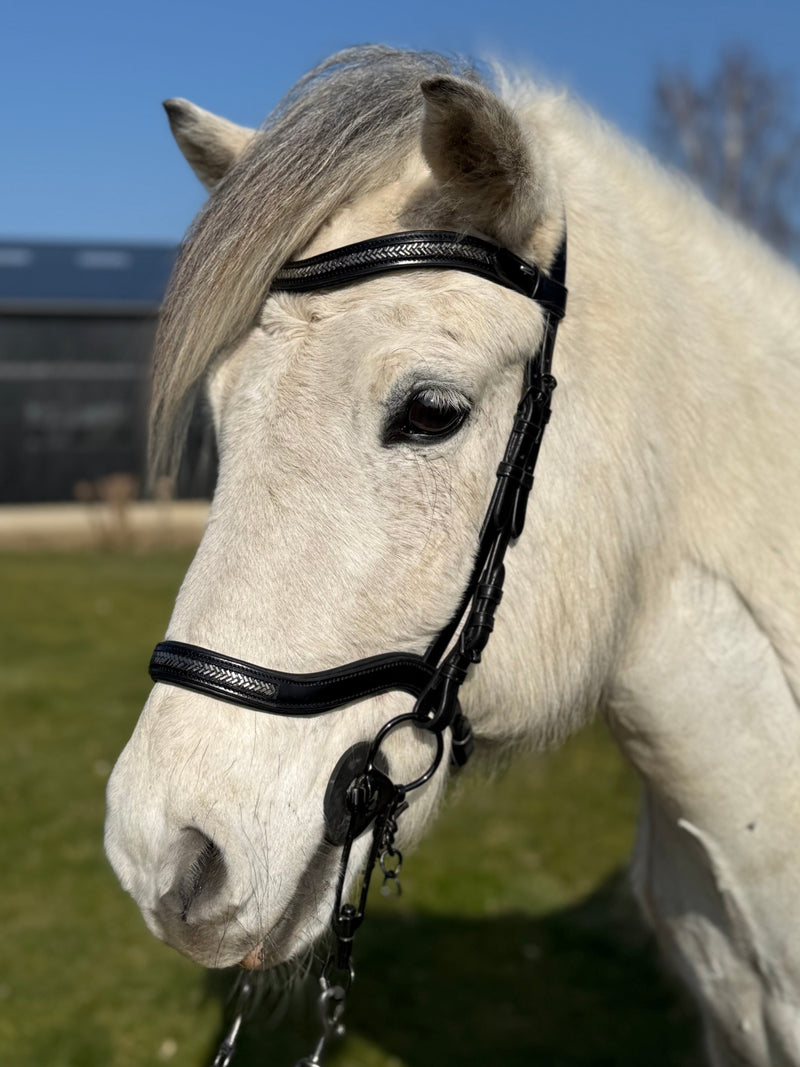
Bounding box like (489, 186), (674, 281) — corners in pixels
(148, 229), (567, 1066)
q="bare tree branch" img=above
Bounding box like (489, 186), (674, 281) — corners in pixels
(651, 48), (800, 256)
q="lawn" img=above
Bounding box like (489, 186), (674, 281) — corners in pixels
(0, 552), (704, 1066)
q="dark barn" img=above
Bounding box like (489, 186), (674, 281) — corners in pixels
(0, 241), (214, 503)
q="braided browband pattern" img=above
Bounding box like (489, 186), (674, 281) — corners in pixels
(272, 230), (566, 315)
(150, 644), (278, 699)
(274, 235), (493, 284)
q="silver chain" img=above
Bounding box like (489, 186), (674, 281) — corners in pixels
(293, 977), (348, 1067)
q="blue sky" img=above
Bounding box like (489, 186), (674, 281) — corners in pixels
(3, 0), (798, 243)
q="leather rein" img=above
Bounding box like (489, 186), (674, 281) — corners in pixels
(147, 229), (567, 1066)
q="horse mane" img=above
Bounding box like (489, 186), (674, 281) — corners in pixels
(151, 46), (482, 475)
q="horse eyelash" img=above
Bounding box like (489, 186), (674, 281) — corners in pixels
(412, 385), (471, 411)
(384, 381), (472, 421)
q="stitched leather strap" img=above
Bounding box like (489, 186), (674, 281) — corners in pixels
(150, 229), (567, 754)
(272, 231), (567, 319)
(150, 640), (436, 716)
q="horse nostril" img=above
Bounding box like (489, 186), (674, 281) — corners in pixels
(163, 828), (228, 922)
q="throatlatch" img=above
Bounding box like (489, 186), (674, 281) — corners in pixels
(148, 228), (567, 1067)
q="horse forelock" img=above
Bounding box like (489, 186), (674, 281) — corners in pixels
(150, 46), (483, 476)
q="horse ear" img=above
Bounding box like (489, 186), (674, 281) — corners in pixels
(163, 98), (255, 192)
(420, 76), (554, 248)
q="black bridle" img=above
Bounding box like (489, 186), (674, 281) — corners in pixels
(148, 229), (567, 1066)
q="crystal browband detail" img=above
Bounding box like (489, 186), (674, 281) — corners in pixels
(274, 234), (493, 282)
(150, 643), (279, 702)
(272, 230), (567, 318)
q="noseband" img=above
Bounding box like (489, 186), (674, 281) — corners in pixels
(148, 229), (567, 1066)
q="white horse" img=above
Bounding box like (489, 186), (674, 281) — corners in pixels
(104, 47), (800, 1066)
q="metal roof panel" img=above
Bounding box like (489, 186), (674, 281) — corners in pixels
(0, 241), (176, 310)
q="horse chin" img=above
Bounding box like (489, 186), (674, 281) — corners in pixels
(239, 944), (271, 970)
(237, 908), (330, 972)
(235, 840), (344, 972)
(238, 935), (309, 972)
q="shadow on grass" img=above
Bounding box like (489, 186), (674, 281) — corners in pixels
(204, 871), (705, 1067)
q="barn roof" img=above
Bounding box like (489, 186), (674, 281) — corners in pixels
(0, 240), (176, 315)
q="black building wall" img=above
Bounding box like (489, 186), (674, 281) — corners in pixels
(0, 313), (152, 502)
(0, 241), (216, 503)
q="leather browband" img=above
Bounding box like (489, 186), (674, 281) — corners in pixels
(272, 231), (567, 320)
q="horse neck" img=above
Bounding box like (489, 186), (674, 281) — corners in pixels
(543, 94), (800, 703)
(558, 101), (800, 1020)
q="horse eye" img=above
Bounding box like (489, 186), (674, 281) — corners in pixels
(384, 389), (470, 445)
(407, 394), (465, 435)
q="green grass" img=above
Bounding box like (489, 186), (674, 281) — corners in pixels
(0, 552), (704, 1066)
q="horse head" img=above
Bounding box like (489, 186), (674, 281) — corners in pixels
(105, 48), (640, 975)
(105, 50), (583, 972)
